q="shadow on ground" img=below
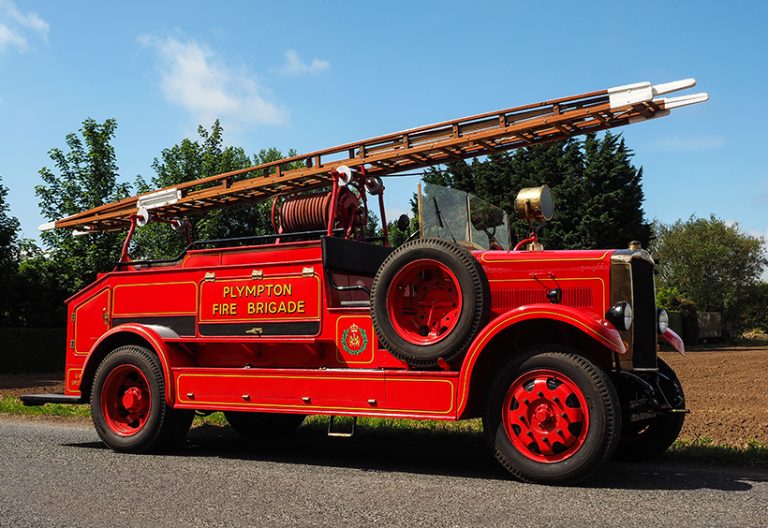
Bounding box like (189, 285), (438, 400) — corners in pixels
(70, 421), (768, 491)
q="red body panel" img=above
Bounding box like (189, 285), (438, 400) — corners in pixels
(65, 242), (634, 420)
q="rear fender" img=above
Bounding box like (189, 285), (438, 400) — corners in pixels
(456, 304), (626, 417)
(81, 323), (190, 406)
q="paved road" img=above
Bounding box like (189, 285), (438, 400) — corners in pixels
(1, 417), (767, 528)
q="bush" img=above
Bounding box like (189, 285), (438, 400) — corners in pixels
(0, 327), (66, 373)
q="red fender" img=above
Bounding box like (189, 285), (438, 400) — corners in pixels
(83, 323), (182, 406)
(456, 304), (626, 416)
(659, 327), (686, 355)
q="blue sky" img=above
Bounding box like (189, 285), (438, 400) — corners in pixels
(1, 0), (766, 272)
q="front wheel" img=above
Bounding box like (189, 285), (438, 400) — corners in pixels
(483, 348), (621, 485)
(90, 345), (193, 453)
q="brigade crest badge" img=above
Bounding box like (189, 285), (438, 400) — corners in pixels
(341, 323), (368, 356)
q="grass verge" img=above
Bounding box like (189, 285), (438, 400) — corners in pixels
(2, 396), (765, 466)
(0, 396), (90, 418)
(668, 436), (768, 467)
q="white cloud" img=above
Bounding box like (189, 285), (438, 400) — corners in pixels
(0, 0), (48, 52)
(139, 35), (287, 128)
(278, 49), (330, 76)
(0, 22), (25, 50)
(646, 134), (726, 153)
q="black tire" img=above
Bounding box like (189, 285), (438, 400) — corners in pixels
(224, 412), (306, 436)
(483, 347), (621, 485)
(615, 359), (685, 460)
(90, 345), (193, 453)
(370, 238), (489, 368)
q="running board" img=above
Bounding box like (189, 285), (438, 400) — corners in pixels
(20, 394), (84, 406)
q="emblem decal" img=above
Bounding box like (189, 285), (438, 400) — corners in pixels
(341, 323), (368, 356)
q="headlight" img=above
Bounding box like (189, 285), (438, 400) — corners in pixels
(606, 301), (633, 331)
(657, 308), (669, 333)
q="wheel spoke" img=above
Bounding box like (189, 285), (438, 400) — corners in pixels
(502, 368), (591, 464)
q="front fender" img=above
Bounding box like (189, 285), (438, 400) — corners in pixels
(456, 304), (626, 416)
(82, 323), (181, 406)
(659, 327), (686, 355)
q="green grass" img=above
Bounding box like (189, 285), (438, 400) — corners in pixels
(0, 396), (90, 418)
(668, 436), (768, 467)
(2, 396), (765, 466)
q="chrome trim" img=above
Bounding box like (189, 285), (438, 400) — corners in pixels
(610, 249), (655, 266)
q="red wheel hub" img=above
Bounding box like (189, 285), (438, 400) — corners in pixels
(502, 369), (589, 463)
(100, 364), (152, 436)
(386, 258), (463, 345)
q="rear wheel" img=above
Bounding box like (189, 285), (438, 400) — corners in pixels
(371, 238), (489, 368)
(90, 345), (193, 452)
(224, 412), (306, 436)
(616, 359), (685, 460)
(483, 348), (621, 484)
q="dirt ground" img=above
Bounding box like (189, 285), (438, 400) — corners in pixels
(661, 347), (768, 446)
(2, 347), (767, 446)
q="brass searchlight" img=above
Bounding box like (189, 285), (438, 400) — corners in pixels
(514, 186), (554, 222)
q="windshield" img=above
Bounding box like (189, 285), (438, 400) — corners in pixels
(419, 182), (510, 250)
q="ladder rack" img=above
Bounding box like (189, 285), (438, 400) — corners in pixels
(43, 78), (707, 232)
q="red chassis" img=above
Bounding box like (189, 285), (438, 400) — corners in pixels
(61, 242), (635, 420)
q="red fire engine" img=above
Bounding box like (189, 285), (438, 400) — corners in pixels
(23, 78), (708, 484)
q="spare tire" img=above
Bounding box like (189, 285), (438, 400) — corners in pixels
(370, 238), (490, 368)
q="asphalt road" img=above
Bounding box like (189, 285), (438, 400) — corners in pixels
(1, 418), (767, 528)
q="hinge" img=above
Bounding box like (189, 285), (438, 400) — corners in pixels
(71, 313), (76, 322)
(302, 266), (315, 277)
(69, 339), (75, 350)
(251, 269), (263, 280)
(204, 272), (215, 281)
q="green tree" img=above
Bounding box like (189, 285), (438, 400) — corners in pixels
(651, 215), (767, 336)
(133, 121), (298, 259)
(0, 175), (21, 324)
(424, 132), (650, 250)
(36, 118), (130, 293)
(581, 133), (651, 249)
(738, 282), (768, 334)
(11, 240), (68, 326)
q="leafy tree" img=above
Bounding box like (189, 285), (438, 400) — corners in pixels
(0, 175), (20, 324)
(36, 118), (130, 293)
(11, 240), (68, 326)
(423, 132), (650, 250)
(133, 121), (299, 259)
(738, 282), (768, 333)
(581, 133), (651, 249)
(651, 215), (767, 336)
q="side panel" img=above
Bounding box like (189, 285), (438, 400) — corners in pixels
(73, 288), (111, 356)
(173, 368), (458, 419)
(198, 272), (321, 337)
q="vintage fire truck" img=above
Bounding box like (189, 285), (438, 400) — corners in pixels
(23, 78), (708, 484)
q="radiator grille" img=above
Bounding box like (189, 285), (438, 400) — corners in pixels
(493, 287), (594, 311)
(630, 259), (657, 369)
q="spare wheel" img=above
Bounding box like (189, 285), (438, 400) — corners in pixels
(370, 238), (489, 368)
